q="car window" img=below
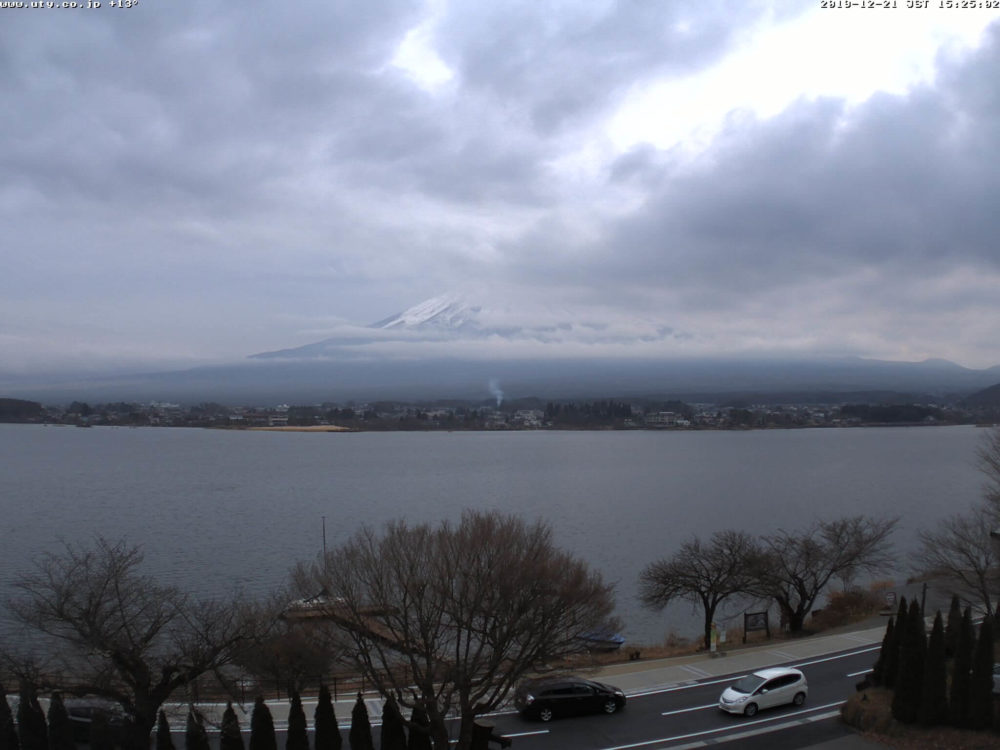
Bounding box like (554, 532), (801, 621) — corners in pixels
(731, 675), (767, 694)
(571, 685), (594, 695)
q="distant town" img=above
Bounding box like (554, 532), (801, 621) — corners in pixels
(1, 394), (997, 430)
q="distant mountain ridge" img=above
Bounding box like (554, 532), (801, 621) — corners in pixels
(962, 381), (1000, 409)
(2, 292), (999, 404)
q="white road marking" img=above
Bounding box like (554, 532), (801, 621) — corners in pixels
(626, 644), (880, 699)
(791, 644), (880, 669)
(679, 664), (711, 678)
(769, 649), (797, 659)
(600, 701), (845, 750)
(842, 632), (880, 643)
(661, 704), (717, 716)
(630, 675), (738, 697)
(667, 710), (843, 750)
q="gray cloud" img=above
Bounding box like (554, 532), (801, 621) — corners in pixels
(436, 1), (794, 134)
(1, 1), (998, 375)
(565, 29), (1000, 311)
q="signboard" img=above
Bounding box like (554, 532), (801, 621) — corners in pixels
(743, 611), (771, 643)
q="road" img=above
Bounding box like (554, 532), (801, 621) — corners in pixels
(169, 637), (883, 749)
(480, 645), (877, 749)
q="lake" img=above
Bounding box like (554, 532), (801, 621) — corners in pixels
(0, 423), (989, 643)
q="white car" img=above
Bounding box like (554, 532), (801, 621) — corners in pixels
(718, 667), (808, 717)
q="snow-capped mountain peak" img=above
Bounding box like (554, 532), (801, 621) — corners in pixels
(371, 292), (480, 331)
(366, 290), (683, 344)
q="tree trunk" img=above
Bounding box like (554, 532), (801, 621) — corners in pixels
(702, 601), (718, 650)
(456, 712), (476, 750)
(787, 610), (805, 633)
(125, 717), (154, 750)
(129, 690), (167, 750)
(427, 711), (451, 750)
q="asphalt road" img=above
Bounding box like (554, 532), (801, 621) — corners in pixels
(479, 645), (877, 750)
(167, 640), (882, 749)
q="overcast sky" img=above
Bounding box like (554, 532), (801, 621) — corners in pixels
(3, 0), (1000, 375)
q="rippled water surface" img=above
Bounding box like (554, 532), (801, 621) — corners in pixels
(0, 424), (987, 642)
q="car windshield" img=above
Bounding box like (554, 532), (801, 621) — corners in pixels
(730, 675), (767, 694)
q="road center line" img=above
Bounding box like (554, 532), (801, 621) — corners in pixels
(667, 710), (843, 750)
(661, 703), (717, 716)
(791, 645), (880, 669)
(600, 701), (845, 750)
(626, 644), (881, 699)
(628, 676), (735, 697)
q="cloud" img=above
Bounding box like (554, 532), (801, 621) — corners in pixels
(498, 24), (1000, 365)
(1, 1), (999, 375)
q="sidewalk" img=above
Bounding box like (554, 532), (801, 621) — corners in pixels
(589, 624), (885, 695)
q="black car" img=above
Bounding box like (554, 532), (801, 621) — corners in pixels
(514, 676), (626, 722)
(63, 698), (133, 743)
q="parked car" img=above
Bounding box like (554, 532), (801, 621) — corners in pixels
(63, 697), (133, 743)
(514, 676), (626, 722)
(993, 663), (1000, 694)
(718, 667), (808, 717)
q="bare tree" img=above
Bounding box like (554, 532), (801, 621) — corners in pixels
(638, 530), (760, 650)
(979, 427), (1000, 513)
(3, 538), (263, 750)
(915, 505), (999, 616)
(911, 427), (1000, 617)
(289, 511), (615, 750)
(233, 613), (337, 696)
(752, 516), (897, 633)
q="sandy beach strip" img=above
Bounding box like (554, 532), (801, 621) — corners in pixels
(247, 425), (352, 432)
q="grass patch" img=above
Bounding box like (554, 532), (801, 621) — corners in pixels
(843, 687), (1000, 749)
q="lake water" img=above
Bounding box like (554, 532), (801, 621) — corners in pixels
(0, 423), (990, 643)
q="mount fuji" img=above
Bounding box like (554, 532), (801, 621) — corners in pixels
(371, 293), (487, 333)
(251, 291), (686, 361)
(232, 292), (1000, 403)
(4, 293), (998, 404)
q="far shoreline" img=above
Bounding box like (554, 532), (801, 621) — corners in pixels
(245, 425), (352, 432)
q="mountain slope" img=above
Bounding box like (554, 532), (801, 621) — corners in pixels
(7, 293), (998, 404)
(371, 292), (483, 331)
(252, 291), (684, 361)
(961, 381), (1000, 409)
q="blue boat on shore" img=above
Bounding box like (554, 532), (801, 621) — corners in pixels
(579, 630), (626, 652)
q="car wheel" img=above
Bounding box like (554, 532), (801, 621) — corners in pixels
(793, 692), (806, 707)
(539, 707), (554, 722)
(743, 703), (758, 717)
(603, 699), (618, 714)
